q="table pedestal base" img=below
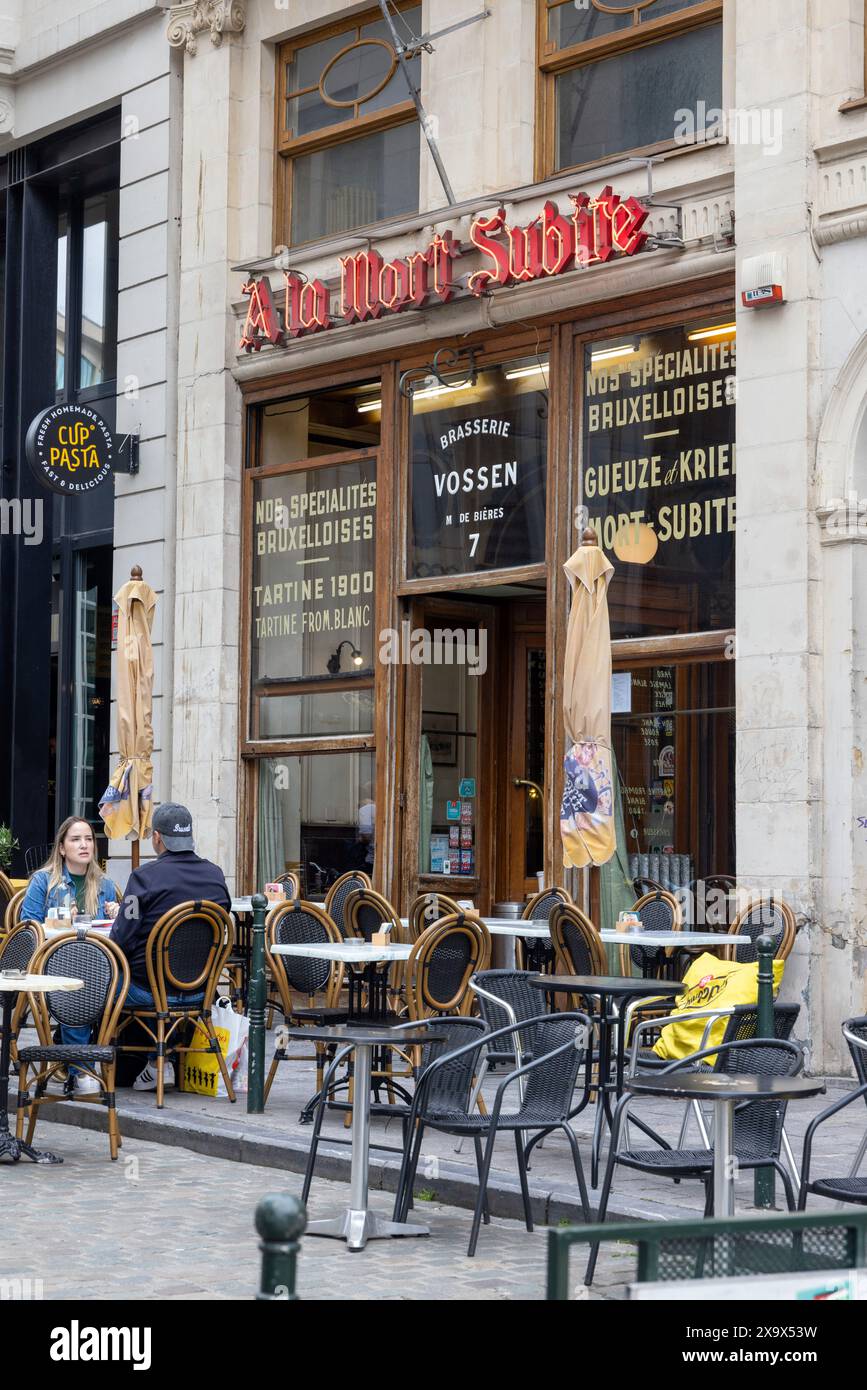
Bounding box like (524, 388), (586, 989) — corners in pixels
(307, 1208), (429, 1251)
(0, 1128), (63, 1165)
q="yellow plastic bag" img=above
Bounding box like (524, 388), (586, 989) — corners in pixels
(181, 1018), (231, 1098)
(652, 952), (785, 1063)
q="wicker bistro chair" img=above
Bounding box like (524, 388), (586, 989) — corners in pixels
(115, 900), (235, 1108)
(722, 897), (796, 964)
(407, 892), (461, 942)
(617, 888), (683, 979)
(0, 870), (16, 919)
(2, 922), (44, 1062)
(549, 904), (607, 1014)
(393, 1011), (594, 1257)
(301, 1016), (489, 1206)
(324, 870), (372, 936)
(344, 886), (407, 1016)
(585, 1037), (804, 1285)
(15, 931), (130, 1160)
(404, 914), (491, 1021)
(3, 888), (25, 937)
(264, 901), (348, 1107)
(516, 887), (572, 973)
(798, 1017), (867, 1210)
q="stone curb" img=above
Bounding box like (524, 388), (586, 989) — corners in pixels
(38, 1098), (687, 1226)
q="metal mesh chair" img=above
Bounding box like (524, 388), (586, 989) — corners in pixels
(404, 913), (491, 1020)
(16, 931), (129, 1160)
(516, 887), (571, 972)
(471, 969), (550, 1069)
(23, 845), (51, 876)
(300, 1017), (488, 1206)
(585, 1037), (804, 1283)
(324, 870), (371, 936)
(393, 1011), (594, 1256)
(724, 897), (796, 964)
(264, 901), (347, 1106)
(799, 1016), (867, 1209)
(115, 899), (235, 1108)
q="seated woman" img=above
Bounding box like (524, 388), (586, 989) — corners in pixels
(21, 817), (120, 1096)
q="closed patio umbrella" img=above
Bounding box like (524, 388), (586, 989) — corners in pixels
(560, 529), (616, 868)
(99, 565), (156, 866)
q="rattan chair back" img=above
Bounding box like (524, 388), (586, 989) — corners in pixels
(405, 913), (491, 1019)
(28, 931), (129, 1045)
(3, 887), (25, 935)
(0, 921), (44, 973)
(0, 870), (15, 914)
(273, 871), (301, 897)
(521, 887), (572, 921)
(324, 870), (372, 934)
(344, 886), (403, 942)
(266, 900), (344, 1008)
(621, 888), (682, 975)
(726, 897), (796, 964)
(408, 892), (461, 941)
(550, 903), (606, 977)
(143, 900), (233, 1011)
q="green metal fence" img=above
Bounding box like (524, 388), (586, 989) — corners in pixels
(547, 1209), (867, 1300)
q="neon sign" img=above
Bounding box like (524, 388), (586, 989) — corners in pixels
(240, 186), (649, 349)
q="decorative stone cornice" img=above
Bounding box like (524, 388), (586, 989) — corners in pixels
(165, 1), (245, 56)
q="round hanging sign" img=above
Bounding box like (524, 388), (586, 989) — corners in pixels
(25, 402), (114, 496)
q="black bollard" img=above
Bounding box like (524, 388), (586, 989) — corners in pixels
(255, 1194), (307, 1300)
(754, 933), (776, 1209)
(247, 892), (268, 1114)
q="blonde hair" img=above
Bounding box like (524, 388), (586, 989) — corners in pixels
(42, 817), (106, 917)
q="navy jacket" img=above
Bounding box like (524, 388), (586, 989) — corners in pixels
(110, 850), (231, 986)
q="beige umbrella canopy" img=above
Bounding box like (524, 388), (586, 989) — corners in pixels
(99, 566), (157, 868)
(560, 529), (617, 869)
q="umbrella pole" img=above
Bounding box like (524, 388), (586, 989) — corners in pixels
(131, 839), (140, 871)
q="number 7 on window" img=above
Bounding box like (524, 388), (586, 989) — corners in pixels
(468, 532), (479, 557)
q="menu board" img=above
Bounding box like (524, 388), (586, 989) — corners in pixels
(582, 322), (736, 636)
(409, 363), (547, 578)
(251, 458), (376, 686)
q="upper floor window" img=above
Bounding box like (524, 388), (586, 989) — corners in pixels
(538, 0), (723, 175)
(56, 188), (119, 399)
(276, 4), (422, 247)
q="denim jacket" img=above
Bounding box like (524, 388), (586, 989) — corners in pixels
(21, 866), (119, 923)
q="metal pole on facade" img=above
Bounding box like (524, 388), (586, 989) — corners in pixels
(246, 892), (268, 1113)
(377, 0), (457, 206)
(754, 933), (776, 1209)
(255, 1193), (306, 1300)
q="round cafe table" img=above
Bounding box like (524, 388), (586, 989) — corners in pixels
(626, 1072), (826, 1216)
(0, 970), (83, 1164)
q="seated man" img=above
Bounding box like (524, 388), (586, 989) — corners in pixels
(111, 802), (231, 1091)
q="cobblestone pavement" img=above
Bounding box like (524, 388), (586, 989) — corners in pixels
(1, 1122), (631, 1301)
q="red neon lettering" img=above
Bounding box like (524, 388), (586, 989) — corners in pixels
(428, 232), (460, 302)
(284, 273), (331, 338)
(239, 277), (282, 351)
(405, 250), (430, 307)
(506, 219), (543, 282)
(379, 258), (412, 311)
(341, 250), (384, 322)
(610, 195), (649, 256)
(540, 200), (575, 276)
(467, 209), (509, 296)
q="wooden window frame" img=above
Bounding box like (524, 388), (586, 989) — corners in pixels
(535, 0), (724, 181)
(839, 0), (867, 111)
(275, 1), (421, 250)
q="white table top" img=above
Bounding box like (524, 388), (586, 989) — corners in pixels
(44, 922), (113, 939)
(271, 941), (413, 964)
(0, 972), (83, 993)
(600, 931), (750, 948)
(231, 898), (253, 913)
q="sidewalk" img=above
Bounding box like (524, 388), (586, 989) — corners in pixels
(20, 1021), (862, 1227)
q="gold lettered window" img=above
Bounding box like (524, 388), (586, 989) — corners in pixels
(581, 319), (736, 639)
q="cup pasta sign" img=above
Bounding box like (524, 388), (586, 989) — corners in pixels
(25, 403), (114, 495)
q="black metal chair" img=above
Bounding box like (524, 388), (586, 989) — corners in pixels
(324, 870), (371, 936)
(585, 1037), (804, 1284)
(471, 969), (549, 1071)
(300, 1016), (488, 1206)
(393, 1011), (594, 1256)
(16, 930), (130, 1160)
(23, 845), (51, 876)
(798, 1017), (867, 1209)
(264, 901), (348, 1108)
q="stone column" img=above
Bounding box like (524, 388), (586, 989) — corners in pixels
(167, 0), (247, 886)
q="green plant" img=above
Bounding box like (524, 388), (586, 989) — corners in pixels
(415, 1188), (438, 1202)
(0, 824), (18, 872)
